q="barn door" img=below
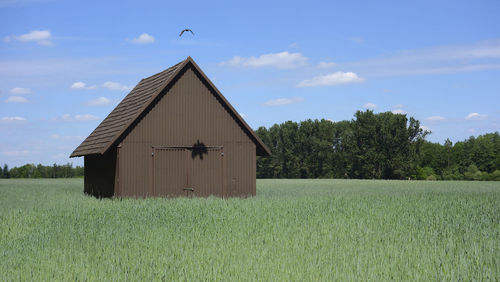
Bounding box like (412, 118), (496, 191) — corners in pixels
(189, 147), (223, 197)
(153, 147), (223, 197)
(153, 148), (187, 197)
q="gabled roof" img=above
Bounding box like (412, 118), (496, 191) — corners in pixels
(70, 57), (271, 157)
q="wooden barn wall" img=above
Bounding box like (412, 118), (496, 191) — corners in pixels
(84, 149), (116, 198)
(116, 66), (256, 197)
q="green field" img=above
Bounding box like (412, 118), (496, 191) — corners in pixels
(1, 179), (499, 280)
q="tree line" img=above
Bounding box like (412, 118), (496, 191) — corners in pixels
(1, 110), (498, 181)
(0, 163), (84, 179)
(256, 110), (500, 181)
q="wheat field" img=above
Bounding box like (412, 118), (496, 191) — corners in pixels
(1, 179), (499, 280)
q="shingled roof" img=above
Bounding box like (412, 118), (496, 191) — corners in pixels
(70, 57), (271, 157)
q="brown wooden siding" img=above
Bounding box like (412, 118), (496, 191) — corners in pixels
(116, 142), (152, 197)
(117, 67), (256, 197)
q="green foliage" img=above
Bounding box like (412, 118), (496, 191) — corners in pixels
(0, 179), (499, 280)
(418, 132), (500, 181)
(490, 170), (500, 181)
(426, 174), (438, 181)
(464, 164), (483, 181)
(0, 163), (83, 178)
(257, 119), (338, 179)
(441, 167), (463, 180)
(256, 111), (499, 181)
(416, 166), (436, 180)
(257, 111), (429, 180)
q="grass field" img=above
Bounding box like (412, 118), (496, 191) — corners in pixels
(1, 179), (499, 280)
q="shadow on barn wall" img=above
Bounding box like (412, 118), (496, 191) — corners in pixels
(191, 139), (208, 160)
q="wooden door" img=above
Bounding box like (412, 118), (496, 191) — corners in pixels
(153, 147), (223, 197)
(188, 148), (223, 197)
(153, 148), (187, 197)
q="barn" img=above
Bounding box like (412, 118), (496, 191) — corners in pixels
(70, 57), (270, 198)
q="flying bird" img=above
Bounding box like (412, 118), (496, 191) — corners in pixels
(179, 29), (194, 37)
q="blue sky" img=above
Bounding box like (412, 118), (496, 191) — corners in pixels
(1, 0), (499, 167)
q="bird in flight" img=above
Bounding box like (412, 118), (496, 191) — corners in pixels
(179, 29), (194, 37)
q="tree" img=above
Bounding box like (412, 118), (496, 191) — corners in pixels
(464, 164), (483, 181)
(254, 112), (498, 181)
(346, 110), (427, 179)
(256, 126), (273, 178)
(3, 164), (8, 178)
(331, 120), (352, 178)
(444, 138), (453, 170)
(490, 170), (500, 181)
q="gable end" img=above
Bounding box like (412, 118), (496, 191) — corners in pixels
(71, 57), (270, 158)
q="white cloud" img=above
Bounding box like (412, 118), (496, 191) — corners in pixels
(5, 30), (53, 46)
(87, 97), (111, 106)
(10, 87), (32, 95)
(51, 153), (67, 159)
(131, 33), (155, 44)
(36, 39), (53, 46)
(288, 42), (297, 49)
(221, 51), (308, 69)
(364, 103), (377, 109)
(317, 61), (337, 68)
(71, 81), (96, 90)
(71, 82), (86, 89)
(50, 134), (84, 141)
(355, 39), (500, 66)
(58, 114), (99, 121)
(297, 72), (364, 87)
(60, 114), (72, 121)
(465, 112), (488, 120)
(264, 97), (304, 106)
(380, 64), (500, 76)
(103, 81), (133, 91)
(1, 116), (26, 122)
(348, 39), (500, 77)
(426, 116), (446, 121)
(392, 109), (406, 114)
(75, 114), (99, 121)
(393, 104), (404, 109)
(2, 150), (30, 157)
(239, 112), (247, 118)
(17, 30), (50, 41)
(6, 96), (28, 103)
